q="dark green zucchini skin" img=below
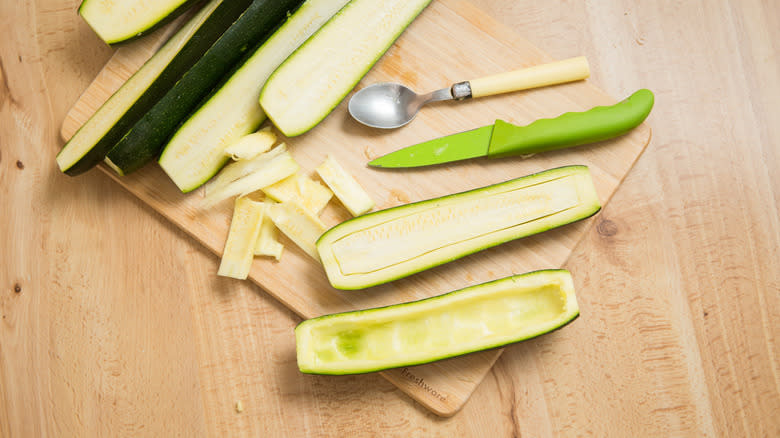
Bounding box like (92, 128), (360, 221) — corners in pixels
(61, 0), (254, 176)
(105, 0), (304, 176)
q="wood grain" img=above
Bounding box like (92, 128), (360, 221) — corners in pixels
(57, 0), (650, 416)
(2, 0), (778, 435)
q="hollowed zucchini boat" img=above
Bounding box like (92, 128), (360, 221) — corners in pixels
(296, 269), (580, 375)
(316, 165), (601, 290)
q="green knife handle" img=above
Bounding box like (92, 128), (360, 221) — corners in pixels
(487, 88), (654, 158)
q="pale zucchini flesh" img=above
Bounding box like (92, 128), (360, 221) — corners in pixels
(224, 128), (276, 161)
(259, 0), (432, 136)
(79, 0), (198, 44)
(159, 0), (349, 193)
(263, 173), (333, 216)
(204, 144), (289, 197)
(254, 205), (285, 260)
(267, 202), (327, 260)
(295, 269), (580, 374)
(317, 166), (601, 290)
(218, 197), (264, 279)
(315, 155), (374, 216)
(202, 151), (299, 207)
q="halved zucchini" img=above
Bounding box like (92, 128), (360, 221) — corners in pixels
(296, 269), (580, 374)
(79, 0), (200, 45)
(158, 0), (348, 193)
(317, 166), (601, 290)
(260, 0), (432, 136)
(57, 0), (253, 176)
(105, 0), (303, 177)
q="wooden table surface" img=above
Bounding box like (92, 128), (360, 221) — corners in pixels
(1, 0), (778, 436)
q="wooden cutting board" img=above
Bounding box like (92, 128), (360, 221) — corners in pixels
(60, 0), (651, 416)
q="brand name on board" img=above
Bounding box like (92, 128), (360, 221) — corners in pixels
(400, 367), (447, 402)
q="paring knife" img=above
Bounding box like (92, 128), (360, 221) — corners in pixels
(368, 89), (654, 168)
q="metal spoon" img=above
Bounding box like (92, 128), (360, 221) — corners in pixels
(349, 56), (590, 129)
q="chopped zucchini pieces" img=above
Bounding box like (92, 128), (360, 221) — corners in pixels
(203, 145), (299, 206)
(267, 202), (327, 261)
(254, 204), (285, 260)
(224, 127), (276, 161)
(263, 172), (333, 216)
(205, 144), (288, 196)
(315, 155), (374, 216)
(218, 197), (264, 279)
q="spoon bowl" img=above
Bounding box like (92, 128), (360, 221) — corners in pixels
(349, 82), (439, 129)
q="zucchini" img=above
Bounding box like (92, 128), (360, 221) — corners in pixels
(260, 0), (432, 137)
(218, 197), (264, 279)
(317, 166), (601, 290)
(204, 144), (289, 197)
(202, 145), (299, 206)
(79, 0), (200, 45)
(262, 173), (333, 216)
(315, 155), (374, 216)
(105, 0), (303, 177)
(296, 269), (580, 375)
(224, 128), (276, 161)
(159, 0), (349, 193)
(254, 206), (285, 260)
(57, 0), (254, 176)
(267, 202), (327, 261)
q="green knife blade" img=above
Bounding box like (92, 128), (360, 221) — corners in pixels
(368, 88), (654, 168)
(368, 125), (494, 168)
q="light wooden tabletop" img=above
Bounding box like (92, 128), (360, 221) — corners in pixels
(1, 0), (778, 436)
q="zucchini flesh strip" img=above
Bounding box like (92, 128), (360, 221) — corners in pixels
(106, 0), (303, 178)
(204, 144), (288, 196)
(218, 197), (264, 279)
(224, 128), (276, 161)
(202, 150), (299, 206)
(159, 0), (349, 193)
(79, 0), (199, 45)
(57, 0), (252, 175)
(315, 155), (374, 216)
(263, 173), (333, 216)
(296, 269), (579, 374)
(260, 0), (433, 136)
(317, 166), (601, 290)
(254, 206), (285, 260)
(267, 202), (327, 261)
